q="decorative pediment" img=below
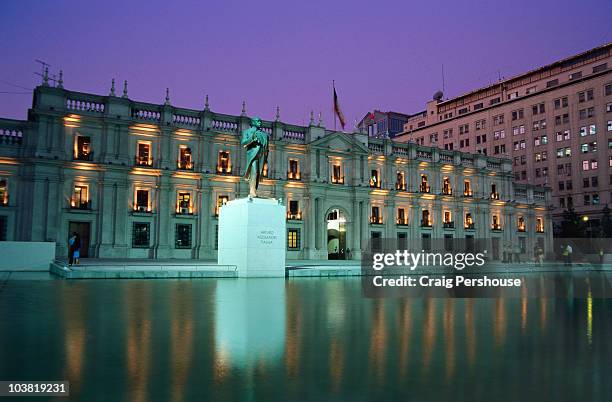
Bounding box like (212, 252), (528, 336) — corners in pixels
(309, 131), (368, 154)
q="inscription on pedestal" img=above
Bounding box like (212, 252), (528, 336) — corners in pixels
(257, 230), (277, 245)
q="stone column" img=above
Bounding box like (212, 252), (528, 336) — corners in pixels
(154, 174), (171, 258)
(197, 186), (213, 259)
(303, 195), (315, 256)
(116, 124), (130, 166)
(114, 181), (129, 254)
(96, 180), (118, 257)
(385, 198), (395, 238)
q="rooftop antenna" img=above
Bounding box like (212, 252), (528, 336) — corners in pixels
(441, 63), (445, 94)
(34, 59), (56, 85)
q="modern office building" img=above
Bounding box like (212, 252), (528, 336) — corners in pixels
(0, 79), (552, 260)
(395, 43), (612, 231)
(357, 110), (412, 138)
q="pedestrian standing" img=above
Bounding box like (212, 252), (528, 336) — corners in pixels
(73, 233), (81, 265)
(68, 232), (77, 266)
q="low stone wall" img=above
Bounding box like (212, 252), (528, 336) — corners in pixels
(0, 242), (56, 271)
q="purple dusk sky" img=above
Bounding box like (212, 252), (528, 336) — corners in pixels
(1, 0), (610, 127)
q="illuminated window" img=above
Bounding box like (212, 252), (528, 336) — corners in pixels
(71, 184), (89, 209)
(217, 151), (232, 174)
(216, 195), (229, 216)
(465, 212), (474, 229)
(176, 191), (193, 214)
(178, 146), (193, 170)
(443, 210), (453, 228)
(463, 180), (473, 197)
(0, 179), (7, 206)
(442, 177), (452, 195)
(518, 216), (526, 232)
(421, 209), (432, 227)
(74, 135), (92, 161)
(492, 214), (502, 230)
(134, 189), (151, 212)
(287, 228), (300, 250)
(490, 184), (499, 200)
(288, 159), (300, 180)
(370, 206), (382, 224)
(420, 175), (430, 193)
(262, 161), (269, 178)
(370, 169), (381, 188)
(287, 200), (302, 220)
(397, 208), (408, 225)
(175, 224), (192, 249)
(136, 142), (152, 166)
(331, 163), (344, 184)
(396, 171), (406, 190)
(536, 218), (544, 233)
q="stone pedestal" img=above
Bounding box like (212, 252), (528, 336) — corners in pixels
(218, 197), (286, 277)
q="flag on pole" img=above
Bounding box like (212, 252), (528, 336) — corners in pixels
(333, 82), (346, 130)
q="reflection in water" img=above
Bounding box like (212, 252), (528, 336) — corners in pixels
(465, 299), (476, 369)
(397, 299), (412, 379)
(171, 283), (194, 402)
(369, 299), (387, 385)
(422, 298), (436, 376)
(493, 298), (506, 348)
(126, 283), (151, 402)
(443, 299), (455, 383)
(214, 279), (285, 370)
(62, 286), (85, 394)
(0, 273), (611, 402)
(587, 291), (593, 346)
(540, 297), (548, 332)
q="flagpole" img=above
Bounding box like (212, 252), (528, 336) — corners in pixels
(333, 80), (336, 131)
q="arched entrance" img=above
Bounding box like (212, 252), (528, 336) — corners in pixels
(327, 208), (347, 260)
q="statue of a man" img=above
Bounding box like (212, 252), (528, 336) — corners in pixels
(241, 117), (269, 198)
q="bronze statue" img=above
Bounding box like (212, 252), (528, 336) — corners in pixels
(241, 117), (269, 197)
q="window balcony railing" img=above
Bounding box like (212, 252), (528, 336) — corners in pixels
(135, 156), (154, 167)
(490, 192), (500, 200)
(370, 179), (381, 189)
(75, 152), (94, 162)
(536, 227), (545, 233)
(517, 226), (526, 232)
(465, 222), (475, 230)
(396, 182), (406, 191)
(370, 216), (383, 224)
(492, 224), (502, 231)
(331, 176), (345, 185)
(70, 200), (90, 210)
(177, 160), (194, 170)
(421, 219), (432, 228)
(442, 188), (452, 196)
(133, 204), (152, 213)
(176, 205), (194, 215)
(287, 211), (302, 220)
(217, 165), (232, 175)
(463, 190), (473, 197)
(443, 221), (455, 229)
(420, 184), (430, 193)
(287, 171), (301, 180)
(396, 217), (409, 226)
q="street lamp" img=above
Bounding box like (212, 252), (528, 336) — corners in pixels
(583, 215), (590, 238)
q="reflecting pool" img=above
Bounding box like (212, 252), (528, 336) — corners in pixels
(0, 273), (611, 401)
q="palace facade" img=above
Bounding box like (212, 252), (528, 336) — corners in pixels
(0, 82), (552, 260)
